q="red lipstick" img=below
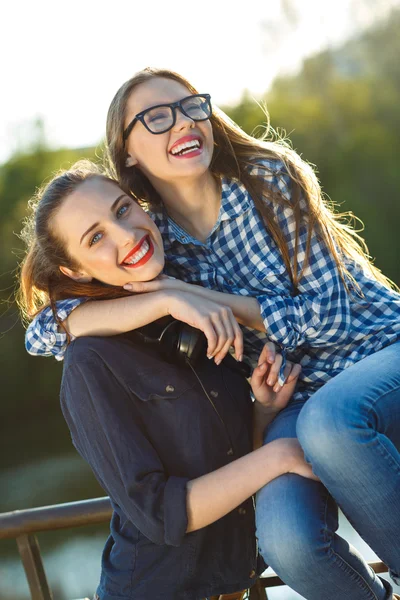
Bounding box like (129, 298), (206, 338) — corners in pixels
(120, 235), (154, 268)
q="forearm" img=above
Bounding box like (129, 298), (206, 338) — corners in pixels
(190, 286), (265, 331)
(252, 401), (280, 450)
(65, 292), (171, 337)
(186, 439), (291, 532)
(123, 279), (265, 331)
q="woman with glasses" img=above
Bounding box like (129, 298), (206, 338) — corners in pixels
(25, 68), (400, 600)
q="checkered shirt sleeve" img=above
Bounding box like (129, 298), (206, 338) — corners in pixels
(250, 161), (352, 353)
(25, 298), (87, 360)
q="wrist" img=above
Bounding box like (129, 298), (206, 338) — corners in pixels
(270, 438), (299, 473)
(253, 399), (281, 414)
(157, 290), (178, 317)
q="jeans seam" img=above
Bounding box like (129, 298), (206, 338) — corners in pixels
(364, 381), (400, 473)
(375, 434), (400, 473)
(329, 550), (381, 600)
(322, 492), (381, 600)
(365, 380), (400, 421)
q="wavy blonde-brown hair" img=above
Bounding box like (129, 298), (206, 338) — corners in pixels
(105, 67), (397, 294)
(17, 161), (132, 327)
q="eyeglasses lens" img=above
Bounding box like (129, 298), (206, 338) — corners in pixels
(181, 95), (211, 120)
(144, 96), (211, 134)
(144, 107), (174, 134)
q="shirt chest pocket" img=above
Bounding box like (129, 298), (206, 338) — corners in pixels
(165, 259), (217, 287)
(125, 366), (196, 403)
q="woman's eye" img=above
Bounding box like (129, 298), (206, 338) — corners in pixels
(148, 110), (169, 123)
(89, 232), (103, 247)
(117, 203), (130, 218)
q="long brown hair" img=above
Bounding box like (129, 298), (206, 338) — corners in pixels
(105, 67), (397, 294)
(17, 161), (132, 328)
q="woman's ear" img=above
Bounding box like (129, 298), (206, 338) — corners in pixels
(59, 265), (93, 283)
(125, 153), (138, 168)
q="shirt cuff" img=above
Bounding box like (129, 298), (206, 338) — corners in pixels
(163, 476), (190, 547)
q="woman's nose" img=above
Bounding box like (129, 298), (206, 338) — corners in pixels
(173, 108), (195, 131)
(112, 222), (137, 249)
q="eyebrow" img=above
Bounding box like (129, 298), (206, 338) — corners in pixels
(80, 194), (128, 245)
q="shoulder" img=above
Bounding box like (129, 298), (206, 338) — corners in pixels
(60, 335), (150, 409)
(64, 335), (119, 366)
(245, 157), (294, 201)
(245, 156), (288, 180)
(63, 333), (157, 374)
(61, 333), (197, 403)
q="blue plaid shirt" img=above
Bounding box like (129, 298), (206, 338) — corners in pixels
(25, 159), (400, 401)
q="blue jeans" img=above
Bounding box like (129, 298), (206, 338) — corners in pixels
(256, 341), (400, 600)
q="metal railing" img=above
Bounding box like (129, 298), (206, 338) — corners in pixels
(0, 497), (388, 600)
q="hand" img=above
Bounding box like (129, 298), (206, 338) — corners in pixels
(165, 290), (243, 364)
(273, 438), (319, 481)
(250, 342), (301, 412)
(124, 275), (189, 295)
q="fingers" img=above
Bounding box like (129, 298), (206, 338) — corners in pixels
(210, 308), (236, 364)
(287, 363), (302, 383)
(273, 361), (302, 393)
(205, 307), (243, 364)
(257, 341), (276, 366)
(266, 354), (283, 388)
(202, 322), (218, 359)
(272, 360), (292, 393)
(250, 361), (268, 391)
(167, 294), (242, 364)
(232, 318), (244, 362)
(123, 281), (156, 293)
(211, 315), (232, 365)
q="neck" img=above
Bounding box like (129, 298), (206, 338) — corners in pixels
(150, 171), (221, 242)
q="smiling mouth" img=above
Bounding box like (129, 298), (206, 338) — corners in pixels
(170, 138), (202, 156)
(121, 235), (154, 268)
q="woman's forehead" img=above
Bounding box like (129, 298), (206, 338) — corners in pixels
(61, 178), (123, 214)
(127, 78), (192, 114)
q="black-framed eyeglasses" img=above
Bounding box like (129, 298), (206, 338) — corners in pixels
(123, 93), (212, 140)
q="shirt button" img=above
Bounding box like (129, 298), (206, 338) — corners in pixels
(228, 279), (234, 285)
(227, 448), (234, 456)
(238, 507), (247, 515)
(249, 569), (256, 579)
(165, 385), (175, 393)
(210, 390), (218, 398)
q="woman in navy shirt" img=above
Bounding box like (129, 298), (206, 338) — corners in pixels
(18, 165), (314, 600)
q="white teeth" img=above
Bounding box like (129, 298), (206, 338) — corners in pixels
(170, 139), (201, 155)
(123, 239), (150, 265)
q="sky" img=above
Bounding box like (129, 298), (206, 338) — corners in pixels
(1, 0), (399, 164)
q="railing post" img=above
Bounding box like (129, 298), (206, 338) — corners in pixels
(16, 533), (53, 600)
(249, 579), (268, 599)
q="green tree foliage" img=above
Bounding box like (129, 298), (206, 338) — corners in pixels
(224, 8), (400, 284)
(0, 142), (100, 471)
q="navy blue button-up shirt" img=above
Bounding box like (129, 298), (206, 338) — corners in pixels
(60, 333), (265, 600)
